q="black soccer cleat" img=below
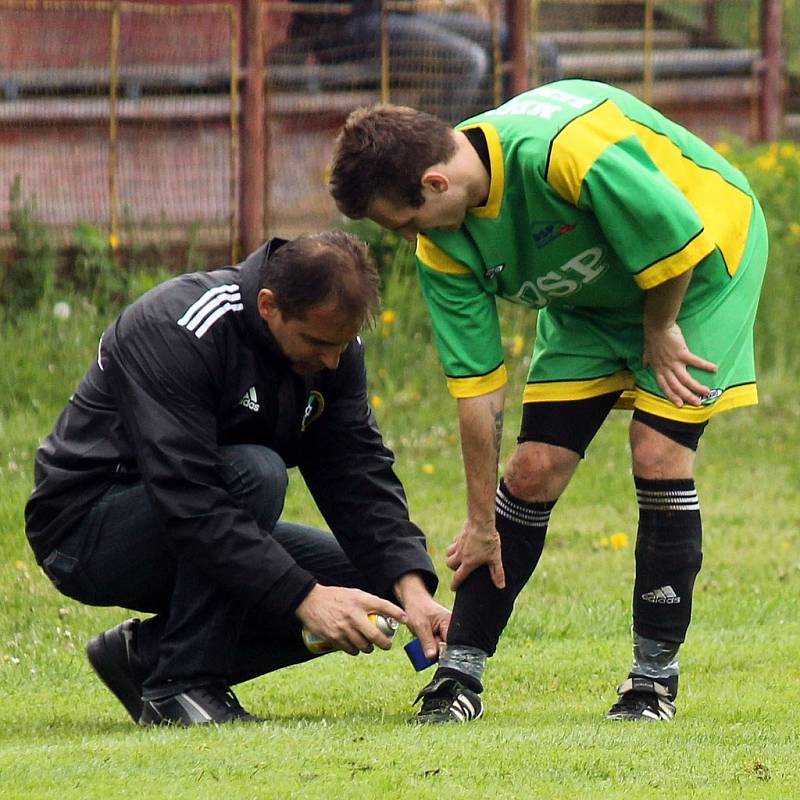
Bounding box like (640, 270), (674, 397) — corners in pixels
(411, 675), (484, 725)
(606, 675), (677, 721)
(86, 618), (147, 723)
(139, 685), (261, 726)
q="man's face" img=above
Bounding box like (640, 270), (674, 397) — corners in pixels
(366, 179), (470, 242)
(257, 291), (361, 374)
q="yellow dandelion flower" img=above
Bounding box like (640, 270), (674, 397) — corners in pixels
(789, 222), (800, 238)
(511, 334), (525, 357)
(713, 141), (731, 155)
(422, 463), (435, 474)
(756, 153), (777, 171)
(371, 394), (383, 409)
(779, 143), (796, 159)
(109, 232), (120, 250)
(14, 560), (27, 571)
(609, 532), (630, 551)
(381, 309), (397, 325)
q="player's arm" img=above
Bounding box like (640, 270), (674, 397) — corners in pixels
(415, 236), (508, 589)
(643, 269), (718, 407)
(446, 387), (507, 590)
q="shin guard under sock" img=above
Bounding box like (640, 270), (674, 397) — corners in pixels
(633, 477), (703, 643)
(446, 480), (554, 656)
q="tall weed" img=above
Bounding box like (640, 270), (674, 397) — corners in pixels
(1, 177), (56, 312)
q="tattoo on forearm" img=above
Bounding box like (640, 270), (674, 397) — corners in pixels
(493, 409), (503, 467)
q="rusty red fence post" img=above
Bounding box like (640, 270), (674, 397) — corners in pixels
(506, 0), (529, 97)
(759, 0), (783, 141)
(241, 0), (265, 256)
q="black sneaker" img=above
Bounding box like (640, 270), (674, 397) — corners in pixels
(139, 685), (260, 726)
(411, 675), (484, 724)
(86, 618), (147, 723)
(606, 675), (677, 721)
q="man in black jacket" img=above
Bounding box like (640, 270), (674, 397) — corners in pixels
(25, 231), (448, 726)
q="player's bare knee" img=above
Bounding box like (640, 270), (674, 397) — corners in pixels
(630, 422), (695, 479)
(504, 442), (577, 501)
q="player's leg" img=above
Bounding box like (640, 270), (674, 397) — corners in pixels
(606, 414), (705, 721)
(609, 203), (767, 721)
(415, 394), (621, 724)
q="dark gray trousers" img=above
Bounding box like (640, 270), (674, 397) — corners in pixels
(42, 444), (365, 699)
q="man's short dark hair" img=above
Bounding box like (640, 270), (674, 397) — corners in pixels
(329, 105), (456, 218)
(259, 231), (379, 325)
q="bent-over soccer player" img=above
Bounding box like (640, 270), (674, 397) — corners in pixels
(329, 80), (767, 723)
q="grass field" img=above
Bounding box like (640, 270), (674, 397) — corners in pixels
(1, 266), (798, 799)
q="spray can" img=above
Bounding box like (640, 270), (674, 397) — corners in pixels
(302, 613), (400, 654)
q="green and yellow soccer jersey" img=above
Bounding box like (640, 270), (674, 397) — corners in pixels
(416, 79), (757, 398)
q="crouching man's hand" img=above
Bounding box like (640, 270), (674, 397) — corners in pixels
(394, 572), (451, 661)
(295, 585), (407, 656)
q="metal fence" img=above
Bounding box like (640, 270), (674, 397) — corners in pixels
(0, 0), (238, 258)
(0, 0), (792, 259)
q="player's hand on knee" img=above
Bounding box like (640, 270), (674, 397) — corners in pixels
(446, 522), (506, 591)
(295, 585), (406, 655)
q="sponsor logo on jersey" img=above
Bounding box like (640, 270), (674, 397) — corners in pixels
(484, 263), (505, 280)
(300, 390), (325, 432)
(701, 388), (723, 405)
(240, 386), (260, 412)
(532, 221), (576, 249)
(507, 246), (608, 309)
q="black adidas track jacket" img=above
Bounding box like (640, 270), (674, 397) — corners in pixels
(25, 240), (437, 617)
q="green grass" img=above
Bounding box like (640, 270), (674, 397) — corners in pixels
(1, 274), (799, 798)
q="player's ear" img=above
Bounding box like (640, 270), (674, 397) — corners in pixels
(421, 170), (449, 194)
(257, 289), (279, 323)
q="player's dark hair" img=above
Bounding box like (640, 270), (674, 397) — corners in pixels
(259, 231), (379, 325)
(329, 104), (456, 218)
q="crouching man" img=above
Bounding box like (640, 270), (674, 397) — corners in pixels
(25, 231), (448, 726)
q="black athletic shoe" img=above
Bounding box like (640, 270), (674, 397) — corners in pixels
(139, 685), (260, 726)
(606, 675), (677, 721)
(86, 618), (147, 723)
(411, 675), (484, 724)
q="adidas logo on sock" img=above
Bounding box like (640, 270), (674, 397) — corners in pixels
(240, 386), (260, 412)
(641, 585), (681, 604)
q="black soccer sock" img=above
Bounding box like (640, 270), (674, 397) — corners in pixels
(632, 477), (703, 643)
(446, 480), (554, 656)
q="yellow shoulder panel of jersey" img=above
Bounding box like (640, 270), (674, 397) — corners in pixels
(546, 101), (634, 205)
(628, 119), (753, 279)
(416, 236), (472, 275)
